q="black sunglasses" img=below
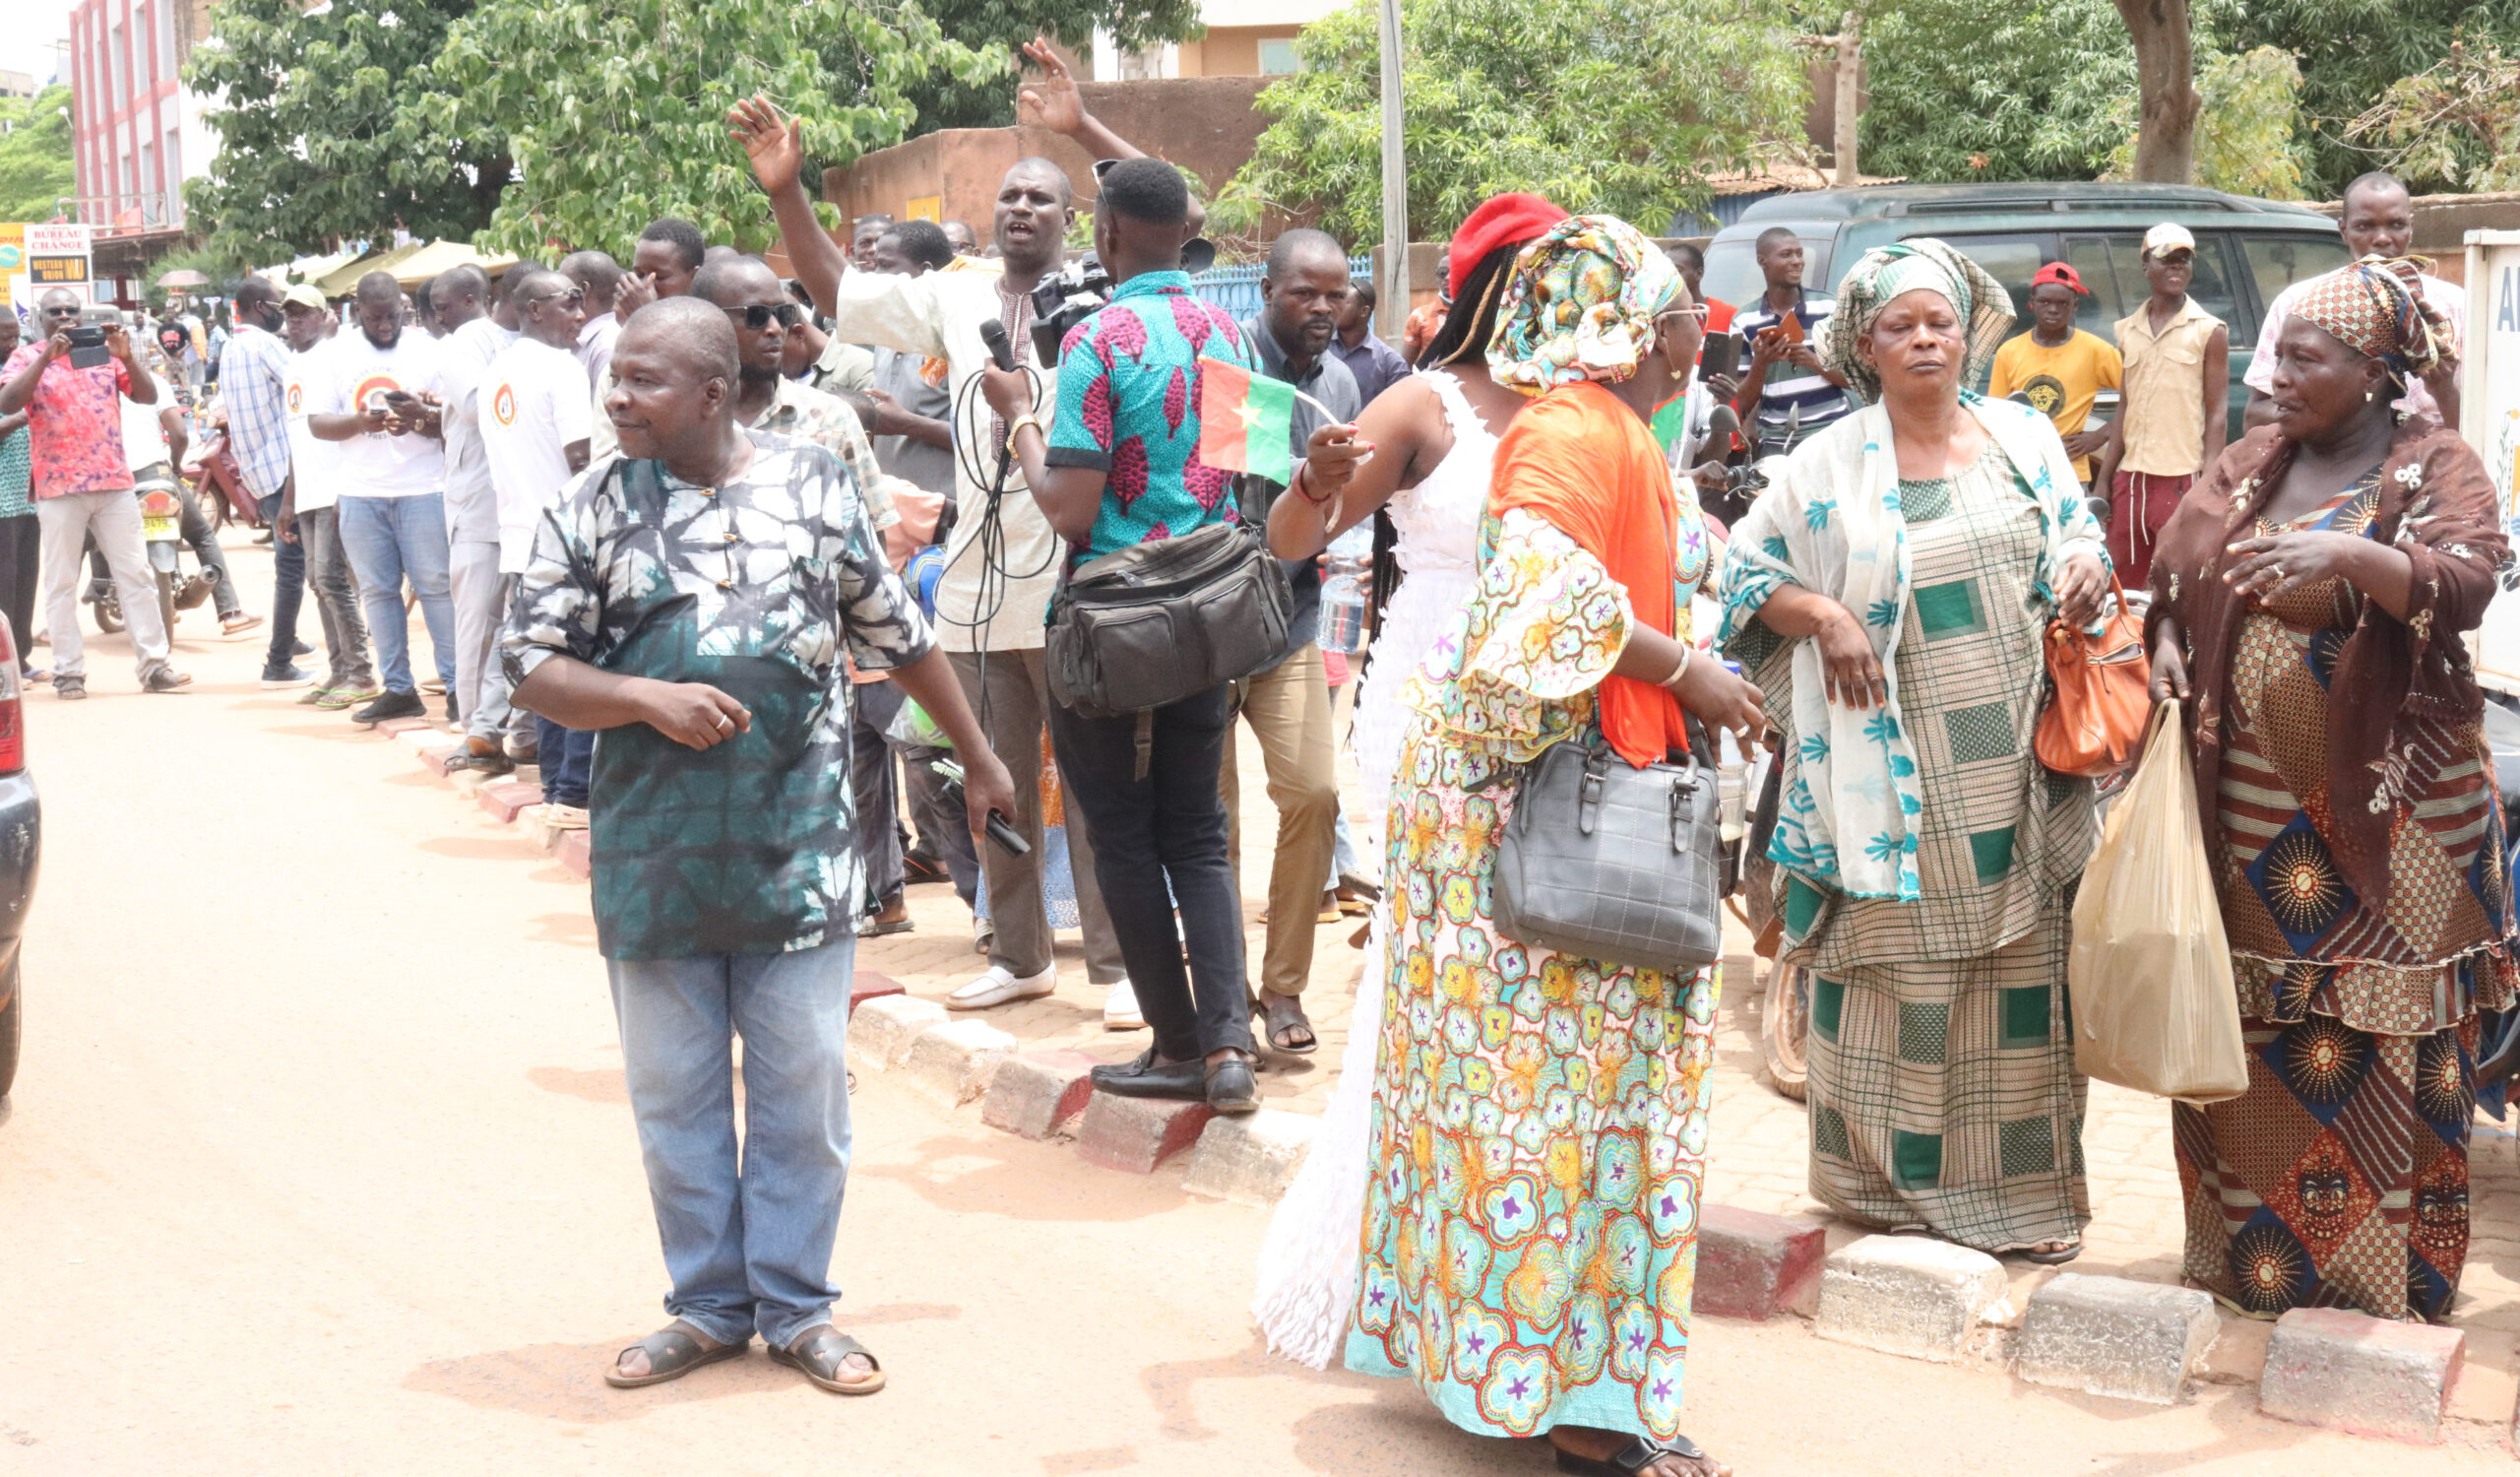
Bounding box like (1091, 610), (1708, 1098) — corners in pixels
(722, 301), (804, 330)
(528, 287), (587, 308)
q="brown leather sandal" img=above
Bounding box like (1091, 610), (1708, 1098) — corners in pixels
(771, 1325), (886, 1394)
(602, 1320), (744, 1388)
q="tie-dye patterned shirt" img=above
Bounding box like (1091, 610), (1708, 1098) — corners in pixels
(1042, 269), (1254, 567)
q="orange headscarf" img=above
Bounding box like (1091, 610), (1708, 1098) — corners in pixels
(1489, 381), (1690, 768)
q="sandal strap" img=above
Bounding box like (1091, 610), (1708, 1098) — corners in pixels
(620, 1324), (708, 1374)
(788, 1327), (879, 1378)
(1610, 1435), (1708, 1473)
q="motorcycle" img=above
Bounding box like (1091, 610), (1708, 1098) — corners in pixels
(86, 472), (220, 636)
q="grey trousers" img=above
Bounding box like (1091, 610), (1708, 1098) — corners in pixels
(450, 539), (520, 734)
(36, 489), (169, 683)
(296, 506), (375, 692)
(948, 648), (1125, 985)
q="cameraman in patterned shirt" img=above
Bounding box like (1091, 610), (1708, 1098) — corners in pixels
(502, 297), (1015, 1396)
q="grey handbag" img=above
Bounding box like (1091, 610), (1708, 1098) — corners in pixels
(1490, 735), (1726, 977)
(1046, 520), (1294, 719)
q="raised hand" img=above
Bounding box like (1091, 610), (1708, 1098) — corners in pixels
(1016, 38), (1085, 136)
(726, 95), (804, 196)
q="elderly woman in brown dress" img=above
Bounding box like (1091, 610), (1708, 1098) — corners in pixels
(2146, 257), (2518, 1322)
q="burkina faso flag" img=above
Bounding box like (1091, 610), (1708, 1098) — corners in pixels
(1196, 355), (1295, 484)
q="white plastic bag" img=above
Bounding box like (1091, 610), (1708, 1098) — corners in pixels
(2068, 700), (2249, 1104)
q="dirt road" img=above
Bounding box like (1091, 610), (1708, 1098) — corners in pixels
(0, 547), (2505, 1475)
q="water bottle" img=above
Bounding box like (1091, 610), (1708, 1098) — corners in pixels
(1319, 523), (1373, 655)
(1716, 659), (1748, 846)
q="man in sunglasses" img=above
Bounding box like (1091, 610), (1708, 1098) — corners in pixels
(479, 270), (598, 811)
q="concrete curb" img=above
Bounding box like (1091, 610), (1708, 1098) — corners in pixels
(980, 1051), (1100, 1139)
(1695, 1205), (1827, 1321)
(2260, 1307), (2464, 1444)
(1181, 1108), (1315, 1206)
(1075, 1093), (1214, 1173)
(1815, 1235), (2008, 1363)
(850, 995), (948, 1071)
(2015, 1273), (2219, 1406)
(900, 1019), (1019, 1108)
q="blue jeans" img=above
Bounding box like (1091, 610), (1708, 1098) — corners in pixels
(336, 493), (455, 695)
(605, 936), (856, 1350)
(256, 491), (303, 664)
(537, 716), (596, 807)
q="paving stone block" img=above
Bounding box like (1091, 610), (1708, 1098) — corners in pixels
(2014, 1273), (2218, 1405)
(979, 1051), (1098, 1139)
(1074, 1092), (1214, 1174)
(373, 716), (434, 736)
(554, 829), (591, 879)
(2260, 1307), (2464, 1444)
(900, 1019), (1018, 1108)
(849, 995), (948, 1071)
(477, 780), (542, 824)
(849, 970), (906, 1016)
(1815, 1235), (2008, 1363)
(1182, 1109), (1316, 1205)
(1694, 1204), (1827, 1320)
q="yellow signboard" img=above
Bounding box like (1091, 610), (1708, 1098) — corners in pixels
(904, 195), (943, 224)
(1, 224), (94, 319)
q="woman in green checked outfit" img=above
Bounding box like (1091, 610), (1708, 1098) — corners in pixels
(1716, 241), (2112, 1259)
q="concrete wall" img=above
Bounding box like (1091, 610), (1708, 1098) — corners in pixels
(826, 77), (1274, 240)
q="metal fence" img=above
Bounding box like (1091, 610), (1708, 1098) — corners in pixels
(1192, 254), (1377, 322)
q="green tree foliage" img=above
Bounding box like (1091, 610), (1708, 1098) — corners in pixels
(0, 85), (77, 224)
(187, 0), (511, 262)
(2228, 0), (2520, 197)
(2346, 32), (2520, 194)
(1225, 0), (1812, 246)
(418, 0), (1002, 257)
(903, 0), (1198, 132)
(2104, 45), (2308, 199)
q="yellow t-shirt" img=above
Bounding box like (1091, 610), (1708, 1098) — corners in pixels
(1987, 329), (2123, 481)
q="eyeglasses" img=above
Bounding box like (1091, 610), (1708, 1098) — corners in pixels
(722, 301), (804, 330)
(529, 288), (587, 308)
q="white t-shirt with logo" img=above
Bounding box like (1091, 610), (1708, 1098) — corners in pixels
(480, 336), (595, 572)
(285, 339), (345, 513)
(317, 330), (446, 498)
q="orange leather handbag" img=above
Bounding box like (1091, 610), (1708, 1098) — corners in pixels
(2035, 576), (2152, 779)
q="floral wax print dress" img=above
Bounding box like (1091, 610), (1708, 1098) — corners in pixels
(1344, 495), (1720, 1445)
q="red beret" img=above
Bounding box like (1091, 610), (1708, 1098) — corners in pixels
(1446, 192), (1570, 302)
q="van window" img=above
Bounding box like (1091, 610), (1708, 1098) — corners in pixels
(2061, 232), (2241, 347)
(2241, 233), (2352, 317)
(1701, 232), (1834, 311)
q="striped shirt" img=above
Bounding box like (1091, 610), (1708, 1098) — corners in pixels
(1733, 288), (1853, 452)
(220, 324), (293, 499)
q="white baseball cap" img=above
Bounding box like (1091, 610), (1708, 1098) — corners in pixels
(2141, 223), (2196, 259)
(282, 285), (328, 311)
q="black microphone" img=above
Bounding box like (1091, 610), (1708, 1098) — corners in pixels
(978, 319), (1016, 372)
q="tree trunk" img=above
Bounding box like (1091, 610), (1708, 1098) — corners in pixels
(2113, 0), (2198, 183)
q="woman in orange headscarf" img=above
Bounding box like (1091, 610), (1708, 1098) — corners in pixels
(1325, 215), (1762, 1477)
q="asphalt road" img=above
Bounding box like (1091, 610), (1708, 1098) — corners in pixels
(0, 546), (2505, 1475)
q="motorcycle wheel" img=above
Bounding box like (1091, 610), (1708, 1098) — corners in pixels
(1761, 961), (1811, 1102)
(0, 961), (20, 1104)
(156, 570), (176, 639)
(91, 588), (124, 635)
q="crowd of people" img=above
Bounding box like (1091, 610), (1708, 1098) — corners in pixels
(5, 32), (2509, 1467)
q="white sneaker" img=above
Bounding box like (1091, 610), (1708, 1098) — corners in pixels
(948, 963), (1056, 1010)
(1102, 977), (1145, 1031)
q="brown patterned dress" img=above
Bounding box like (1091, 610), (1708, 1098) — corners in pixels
(2172, 471), (2517, 1321)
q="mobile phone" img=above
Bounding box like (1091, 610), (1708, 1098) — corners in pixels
(1698, 331), (1737, 379)
(65, 325), (108, 370)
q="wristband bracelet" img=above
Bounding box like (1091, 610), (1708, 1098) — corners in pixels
(1002, 416), (1042, 457)
(1659, 643), (1694, 689)
(1292, 461), (1333, 506)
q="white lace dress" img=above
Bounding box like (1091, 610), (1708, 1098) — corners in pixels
(1251, 368), (1500, 1368)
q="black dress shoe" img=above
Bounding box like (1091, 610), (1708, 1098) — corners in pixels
(1089, 1047), (1207, 1100)
(1206, 1058), (1259, 1114)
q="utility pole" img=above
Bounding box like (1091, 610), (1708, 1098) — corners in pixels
(1375, 0), (1408, 340)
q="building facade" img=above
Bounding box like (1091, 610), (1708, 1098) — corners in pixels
(65, 0), (211, 293)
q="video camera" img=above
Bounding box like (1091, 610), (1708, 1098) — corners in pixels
(1027, 239), (1221, 365)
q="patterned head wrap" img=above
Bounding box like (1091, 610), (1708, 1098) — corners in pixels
(1822, 238), (2015, 401)
(2288, 255), (2455, 383)
(1487, 215), (1682, 395)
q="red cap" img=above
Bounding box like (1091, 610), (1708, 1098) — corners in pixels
(2030, 261), (2088, 295)
(1446, 192), (1570, 301)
